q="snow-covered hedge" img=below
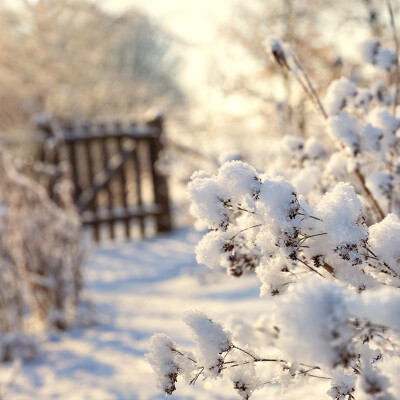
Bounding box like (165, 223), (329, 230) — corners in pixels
(148, 22), (400, 400)
(0, 152), (85, 361)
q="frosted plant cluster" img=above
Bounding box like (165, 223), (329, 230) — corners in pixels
(259, 37), (400, 224)
(148, 33), (400, 400)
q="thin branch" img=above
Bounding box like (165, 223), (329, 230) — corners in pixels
(237, 206), (256, 214)
(232, 345), (257, 361)
(189, 367), (204, 386)
(364, 244), (400, 278)
(232, 345), (288, 363)
(298, 232), (328, 245)
(293, 73), (325, 118)
(362, 253), (380, 261)
(296, 257), (326, 278)
(298, 212), (322, 221)
(230, 224), (262, 240)
(305, 373), (331, 380)
(323, 262), (335, 276)
(300, 232), (328, 240)
(292, 55), (328, 119)
(171, 348), (197, 364)
(264, 366), (331, 385)
(293, 367), (330, 380)
(354, 169), (385, 222)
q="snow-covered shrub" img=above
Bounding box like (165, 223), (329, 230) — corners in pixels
(148, 160), (400, 398)
(0, 151), (85, 360)
(148, 12), (400, 400)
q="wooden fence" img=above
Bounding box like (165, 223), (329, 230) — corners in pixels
(38, 115), (172, 242)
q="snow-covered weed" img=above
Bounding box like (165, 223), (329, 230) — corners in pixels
(148, 8), (400, 400)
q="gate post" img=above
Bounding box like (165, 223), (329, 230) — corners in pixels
(147, 115), (172, 233)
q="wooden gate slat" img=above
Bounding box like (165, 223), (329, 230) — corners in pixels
(66, 133), (81, 203)
(147, 117), (172, 233)
(99, 123), (115, 239)
(82, 124), (100, 241)
(115, 122), (130, 239)
(132, 143), (145, 237)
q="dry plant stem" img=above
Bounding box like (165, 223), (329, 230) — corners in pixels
(237, 206), (256, 214)
(189, 367), (204, 385)
(265, 366), (331, 385)
(290, 367), (331, 381)
(323, 262), (335, 276)
(230, 224), (262, 240)
(292, 55), (328, 119)
(299, 232), (328, 243)
(387, 0), (400, 116)
(294, 74), (324, 117)
(171, 348), (197, 364)
(298, 212), (322, 221)
(232, 345), (286, 363)
(354, 169), (385, 221)
(366, 246), (400, 279)
(275, 43), (386, 223)
(296, 257), (326, 278)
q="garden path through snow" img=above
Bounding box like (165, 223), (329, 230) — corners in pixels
(0, 228), (328, 399)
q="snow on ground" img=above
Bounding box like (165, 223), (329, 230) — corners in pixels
(0, 228), (328, 399)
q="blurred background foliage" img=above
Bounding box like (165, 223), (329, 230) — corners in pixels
(0, 0), (185, 134)
(204, 0), (399, 141)
(0, 0), (398, 165)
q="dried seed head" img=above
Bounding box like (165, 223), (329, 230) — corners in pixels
(268, 38), (289, 70)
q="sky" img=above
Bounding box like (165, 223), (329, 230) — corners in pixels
(98, 0), (378, 116)
(101, 0), (235, 103)
(101, 0), (232, 44)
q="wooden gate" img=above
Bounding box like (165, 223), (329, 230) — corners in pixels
(38, 115), (172, 242)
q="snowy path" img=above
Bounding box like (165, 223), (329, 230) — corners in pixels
(0, 228), (328, 399)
